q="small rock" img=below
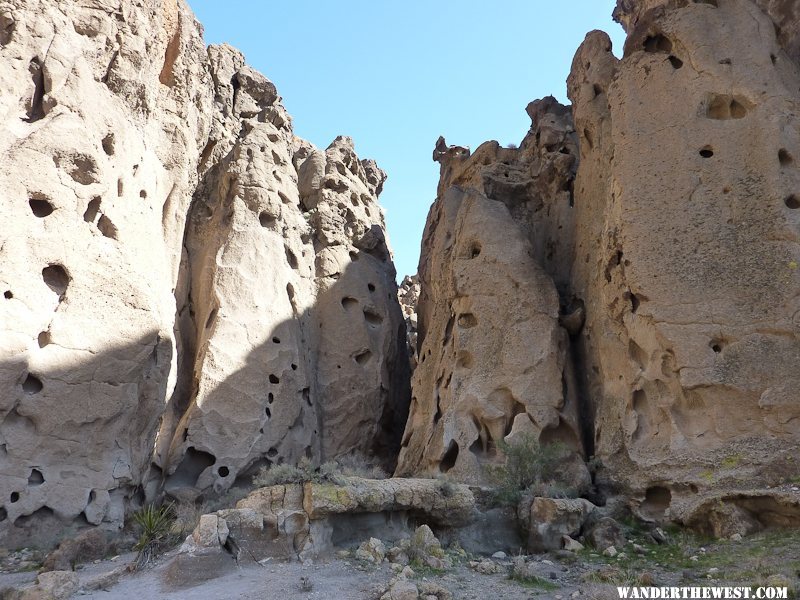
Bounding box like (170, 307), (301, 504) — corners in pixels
(730, 533), (743, 542)
(689, 555), (699, 562)
(356, 537), (386, 564)
(633, 543), (646, 555)
(602, 546), (617, 557)
(651, 527), (669, 545)
(491, 551), (506, 559)
(562, 535), (584, 552)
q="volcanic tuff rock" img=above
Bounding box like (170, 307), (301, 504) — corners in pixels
(395, 100), (591, 488)
(400, 0), (800, 530)
(0, 0), (408, 546)
(569, 0), (800, 522)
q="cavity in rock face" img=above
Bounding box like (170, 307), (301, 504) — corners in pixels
(569, 0), (800, 522)
(0, 0), (407, 547)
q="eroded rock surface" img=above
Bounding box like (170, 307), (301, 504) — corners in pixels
(395, 102), (589, 486)
(569, 0), (800, 521)
(0, 0), (408, 547)
(398, 0), (800, 532)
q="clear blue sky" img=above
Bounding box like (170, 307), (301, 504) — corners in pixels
(187, 1), (625, 279)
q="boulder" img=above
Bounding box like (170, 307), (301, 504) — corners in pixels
(355, 537), (386, 564)
(586, 517), (626, 552)
(525, 497), (595, 552)
(41, 529), (107, 572)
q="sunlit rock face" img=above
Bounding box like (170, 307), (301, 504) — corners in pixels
(570, 0), (800, 522)
(0, 0), (407, 547)
(399, 0), (800, 529)
(395, 101), (591, 496)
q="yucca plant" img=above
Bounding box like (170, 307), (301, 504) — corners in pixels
(131, 502), (175, 569)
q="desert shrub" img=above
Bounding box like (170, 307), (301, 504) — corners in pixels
(132, 502), (175, 551)
(332, 453), (387, 479)
(131, 502), (177, 569)
(487, 434), (574, 505)
(253, 461), (310, 487)
(253, 454), (387, 488)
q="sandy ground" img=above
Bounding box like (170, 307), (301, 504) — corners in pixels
(2, 525), (799, 599)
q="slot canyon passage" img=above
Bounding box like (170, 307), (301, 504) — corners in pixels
(0, 0), (799, 598)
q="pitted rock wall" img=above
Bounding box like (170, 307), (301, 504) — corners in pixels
(569, 0), (800, 521)
(395, 101), (590, 492)
(0, 0), (408, 546)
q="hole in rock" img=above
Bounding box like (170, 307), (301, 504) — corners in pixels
(97, 215), (118, 239)
(341, 297), (358, 311)
(349, 250), (359, 261)
(42, 264), (69, 296)
(4, 291), (12, 299)
(83, 198), (101, 223)
(785, 195), (800, 209)
(259, 212), (276, 227)
(367, 283), (375, 292)
(268, 392), (274, 403)
(363, 308), (383, 326)
(779, 149), (793, 166)
(640, 486), (672, 520)
(707, 95), (750, 120)
(267, 448), (278, 458)
(269, 374), (279, 384)
(29, 197), (53, 217)
(291, 363), (297, 370)
(117, 179), (123, 197)
(0, 508), (5, 522)
(24, 57), (45, 122)
(22, 374), (43, 394)
(102, 134), (115, 155)
(302, 387), (311, 406)
(285, 246), (298, 269)
(353, 349), (372, 365)
(457, 313), (478, 328)
(139, 190), (147, 199)
(37, 331), (50, 347)
(272, 337), (281, 344)
(10, 492), (19, 503)
(467, 241), (482, 259)
(699, 147), (714, 158)
(643, 34), (672, 54)
(265, 407), (271, 418)
(28, 469), (44, 486)
(668, 56), (683, 69)
(440, 440), (459, 473)
(278, 191), (291, 205)
(592, 83), (603, 98)
(168, 447), (216, 489)
(693, 0), (718, 5)
(710, 338), (727, 353)
(217, 466), (229, 478)
(583, 128), (594, 149)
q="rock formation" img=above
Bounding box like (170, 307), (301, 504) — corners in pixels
(569, 0), (800, 523)
(399, 0), (800, 531)
(0, 0), (408, 547)
(395, 103), (590, 492)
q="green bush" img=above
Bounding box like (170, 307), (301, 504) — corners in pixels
(132, 502), (175, 551)
(487, 434), (574, 505)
